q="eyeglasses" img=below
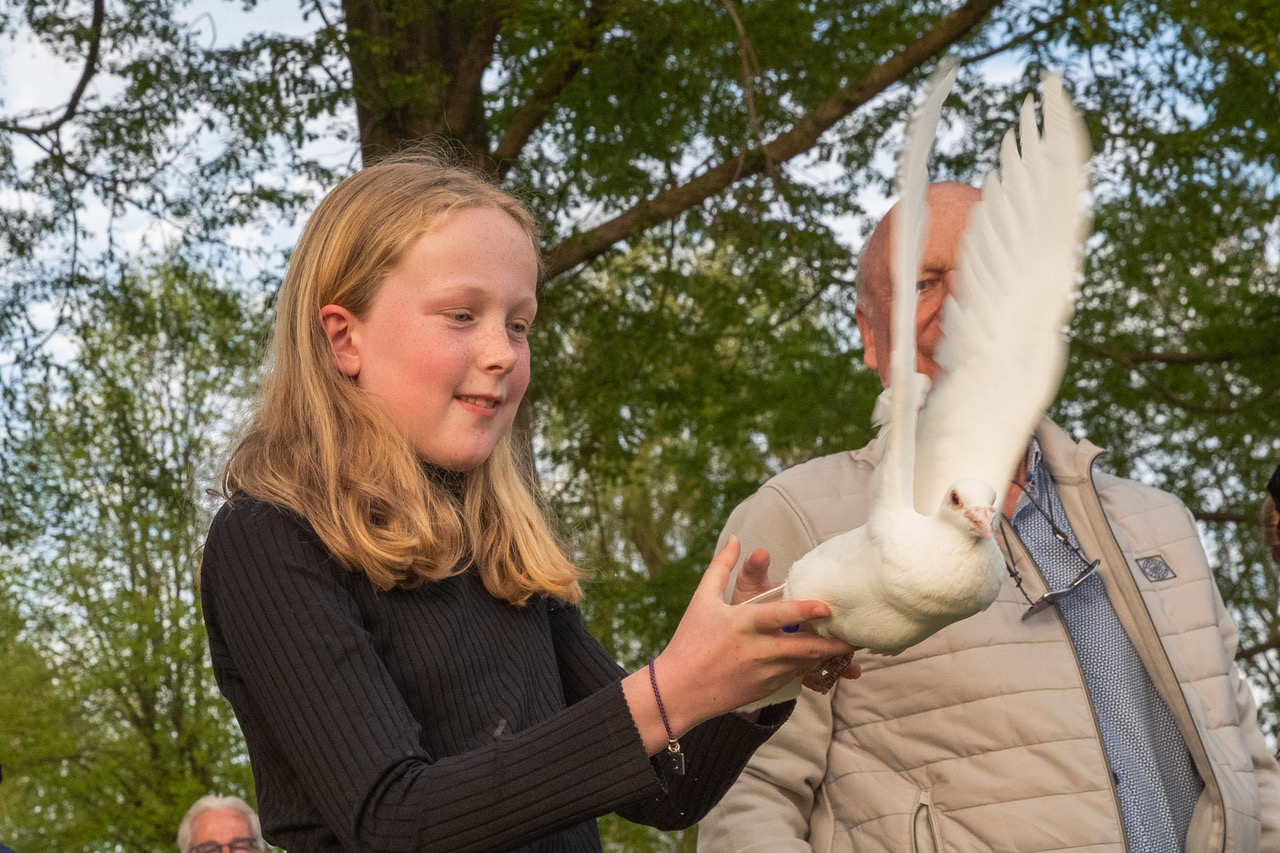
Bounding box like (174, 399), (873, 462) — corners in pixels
(189, 839), (262, 853)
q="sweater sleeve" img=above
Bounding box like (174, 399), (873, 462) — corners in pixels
(546, 603), (793, 831)
(201, 500), (668, 853)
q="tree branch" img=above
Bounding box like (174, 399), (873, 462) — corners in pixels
(1238, 632), (1280, 662)
(443, 5), (505, 139)
(310, 0), (336, 31)
(0, 0), (106, 136)
(1195, 510), (1249, 524)
(540, 0), (1004, 282)
(492, 0), (624, 176)
(770, 282), (834, 329)
(961, 10), (1064, 65)
(719, 0), (765, 155)
(1074, 338), (1276, 365)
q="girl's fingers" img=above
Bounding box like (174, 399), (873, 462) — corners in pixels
(751, 598), (833, 632)
(696, 535), (742, 602)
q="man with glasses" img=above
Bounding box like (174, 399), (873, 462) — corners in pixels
(698, 183), (1280, 852)
(177, 795), (265, 853)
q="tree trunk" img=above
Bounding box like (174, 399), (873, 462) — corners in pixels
(342, 0), (500, 165)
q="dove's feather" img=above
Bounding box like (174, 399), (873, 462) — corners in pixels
(788, 505), (1003, 655)
(770, 65), (1082, 671)
(879, 57), (957, 514)
(913, 74), (1091, 515)
(782, 59), (1005, 661)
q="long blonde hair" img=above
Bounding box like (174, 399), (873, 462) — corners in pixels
(223, 152), (583, 604)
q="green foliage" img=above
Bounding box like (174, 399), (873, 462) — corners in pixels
(0, 257), (265, 851)
(537, 223), (877, 661)
(2, 0), (1279, 849)
(0, 596), (86, 848)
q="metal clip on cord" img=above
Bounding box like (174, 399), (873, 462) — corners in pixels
(1021, 559), (1100, 621)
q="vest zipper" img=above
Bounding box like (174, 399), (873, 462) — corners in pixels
(1073, 462), (1225, 852)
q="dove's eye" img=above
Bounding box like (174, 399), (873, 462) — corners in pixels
(949, 491), (962, 508)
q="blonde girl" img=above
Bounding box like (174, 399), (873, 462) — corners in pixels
(200, 152), (855, 852)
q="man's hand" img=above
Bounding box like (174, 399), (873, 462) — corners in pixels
(728, 546), (777, 605)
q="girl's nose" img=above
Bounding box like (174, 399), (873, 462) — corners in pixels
(481, 323), (516, 373)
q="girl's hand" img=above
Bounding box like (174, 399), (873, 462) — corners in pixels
(622, 536), (858, 754)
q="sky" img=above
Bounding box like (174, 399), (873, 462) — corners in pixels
(0, 0), (341, 272)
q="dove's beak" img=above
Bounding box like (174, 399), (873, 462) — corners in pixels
(965, 505), (997, 540)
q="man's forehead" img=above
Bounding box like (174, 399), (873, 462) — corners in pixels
(860, 184), (980, 298)
(192, 807), (253, 837)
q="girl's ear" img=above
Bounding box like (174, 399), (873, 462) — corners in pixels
(320, 304), (361, 378)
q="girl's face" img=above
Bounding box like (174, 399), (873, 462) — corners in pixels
(323, 206), (538, 471)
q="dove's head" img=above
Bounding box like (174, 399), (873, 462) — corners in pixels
(939, 478), (998, 541)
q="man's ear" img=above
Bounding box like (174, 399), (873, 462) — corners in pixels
(319, 304), (361, 377)
(855, 305), (878, 372)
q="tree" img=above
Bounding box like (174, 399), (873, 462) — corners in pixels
(0, 257), (264, 851)
(0, 595), (89, 849)
(2, 0), (1278, 849)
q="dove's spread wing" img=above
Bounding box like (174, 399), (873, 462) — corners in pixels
(877, 58), (957, 514)
(913, 74), (1092, 515)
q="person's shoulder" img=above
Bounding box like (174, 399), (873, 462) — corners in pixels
(1093, 470), (1207, 565)
(203, 495), (330, 572)
(1094, 470), (1190, 516)
(1038, 420), (1193, 520)
(758, 444), (878, 504)
(725, 445), (878, 545)
(208, 493), (313, 542)
(202, 494), (343, 593)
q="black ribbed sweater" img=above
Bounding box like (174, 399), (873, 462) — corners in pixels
(200, 498), (790, 852)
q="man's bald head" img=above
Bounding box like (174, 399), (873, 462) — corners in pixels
(855, 181), (981, 387)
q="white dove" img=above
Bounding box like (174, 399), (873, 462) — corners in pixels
(779, 61), (1092, 660)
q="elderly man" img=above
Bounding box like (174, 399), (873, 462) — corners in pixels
(697, 182), (1280, 852)
(177, 795), (265, 853)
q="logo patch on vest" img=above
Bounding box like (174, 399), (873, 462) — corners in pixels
(1136, 554), (1176, 582)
